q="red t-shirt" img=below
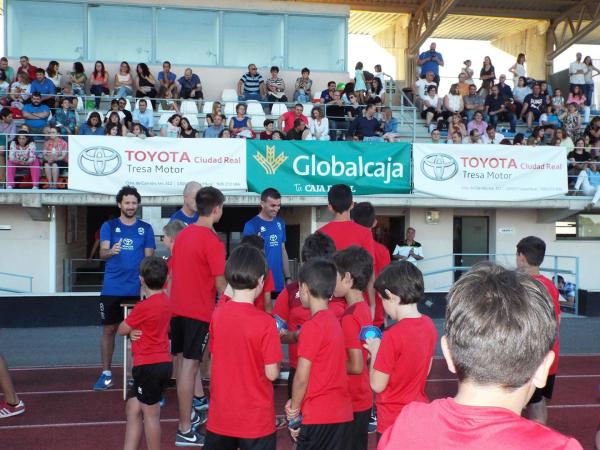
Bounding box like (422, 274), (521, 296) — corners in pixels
(207, 301), (283, 438)
(125, 292), (172, 367)
(341, 301), (373, 412)
(374, 315), (438, 433)
(170, 225), (225, 322)
(318, 220), (376, 259)
(281, 111), (308, 133)
(373, 241), (391, 327)
(297, 309), (353, 425)
(534, 274), (560, 375)
(272, 282), (311, 368)
(378, 397), (583, 450)
(328, 296), (347, 319)
(254, 270), (275, 312)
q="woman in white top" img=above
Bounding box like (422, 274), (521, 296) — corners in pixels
(443, 83), (464, 120)
(461, 60), (475, 85)
(307, 106), (330, 141)
(161, 113), (181, 138)
(583, 56), (599, 107)
(46, 61), (61, 92)
(10, 73), (31, 107)
(113, 61), (134, 98)
(509, 53), (527, 88)
(513, 76), (532, 117)
(421, 85), (442, 127)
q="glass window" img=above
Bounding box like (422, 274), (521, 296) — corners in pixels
(577, 214), (600, 238)
(223, 12), (284, 68)
(88, 5), (152, 63)
(287, 15), (346, 71)
(7, 1), (84, 59)
(156, 9), (219, 66)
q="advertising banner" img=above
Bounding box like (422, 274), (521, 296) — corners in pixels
(68, 136), (246, 195)
(247, 141), (411, 195)
(412, 144), (568, 201)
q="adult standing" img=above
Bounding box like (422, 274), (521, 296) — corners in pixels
(417, 42), (444, 85)
(569, 52), (587, 94)
(93, 186), (156, 391)
(392, 227), (424, 264)
(583, 56), (599, 107)
(243, 188), (291, 294)
(170, 181), (202, 225)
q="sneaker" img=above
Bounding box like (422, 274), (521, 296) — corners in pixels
(175, 428), (205, 447)
(93, 373), (113, 391)
(159, 395), (166, 408)
(190, 410), (207, 429)
(368, 413), (377, 434)
(0, 400), (25, 418)
(192, 396), (209, 413)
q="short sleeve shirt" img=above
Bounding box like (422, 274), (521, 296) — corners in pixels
(418, 51), (443, 76)
(524, 94), (547, 114)
(169, 208), (199, 226)
(22, 103), (50, 129)
(241, 72), (264, 94)
(534, 275), (560, 375)
(318, 221), (376, 260)
(178, 74), (200, 91)
(158, 71), (176, 83)
(392, 240), (423, 265)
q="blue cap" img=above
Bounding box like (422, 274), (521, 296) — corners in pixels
(359, 325), (382, 341)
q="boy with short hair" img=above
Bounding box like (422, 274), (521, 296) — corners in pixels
(378, 263), (582, 449)
(161, 219), (186, 291)
(333, 246), (374, 450)
(285, 258), (353, 450)
(239, 235), (275, 312)
(118, 257), (173, 450)
(364, 261), (437, 436)
(205, 245), (282, 449)
(516, 236), (561, 425)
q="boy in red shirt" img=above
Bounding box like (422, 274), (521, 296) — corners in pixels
(285, 258), (353, 450)
(333, 246), (374, 450)
(378, 263), (582, 450)
(205, 245), (282, 449)
(516, 235), (561, 425)
(273, 232), (337, 399)
(364, 262), (437, 436)
(118, 257), (172, 450)
(169, 187), (227, 446)
(238, 235), (275, 312)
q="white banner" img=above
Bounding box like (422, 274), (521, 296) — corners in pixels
(68, 136), (247, 195)
(413, 144), (568, 201)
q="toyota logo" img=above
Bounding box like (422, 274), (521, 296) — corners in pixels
(421, 153), (459, 181)
(78, 146), (121, 176)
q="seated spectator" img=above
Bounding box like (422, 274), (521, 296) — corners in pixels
(550, 88), (566, 114)
(46, 61), (61, 93)
(272, 130), (284, 140)
(421, 85), (442, 128)
(117, 97), (133, 129)
(485, 84), (516, 133)
(584, 116), (600, 145)
(539, 80), (553, 101)
(113, 61), (134, 98)
(0, 57), (15, 84)
(10, 73), (31, 107)
(54, 97), (78, 135)
(259, 119), (275, 140)
(90, 61), (110, 109)
(237, 64), (265, 102)
(457, 72), (470, 96)
(29, 69), (56, 108)
(463, 84), (485, 122)
(126, 123), (147, 139)
(0, 70), (10, 105)
(555, 127), (574, 152)
(341, 82), (355, 105)
(206, 101), (226, 126)
(22, 93), (50, 134)
(79, 112), (104, 135)
(325, 90), (347, 141)
(158, 80), (180, 113)
(430, 128), (443, 144)
(179, 117), (198, 138)
(567, 86), (586, 109)
(554, 275), (577, 305)
(17, 56), (37, 82)
(442, 83), (464, 120)
(320, 81), (337, 103)
(499, 138), (512, 145)
(381, 107), (400, 142)
(414, 71), (437, 108)
(448, 131), (464, 144)
(287, 118), (310, 140)
(0, 107), (16, 139)
(567, 138), (590, 187)
(448, 113), (467, 138)
(513, 133), (525, 145)
(218, 129), (231, 138)
(7, 131), (40, 189)
(513, 76), (532, 117)
(520, 84), (547, 130)
(531, 126), (547, 146)
(135, 63), (157, 101)
(345, 92), (364, 122)
(229, 103), (253, 138)
(105, 111), (129, 136)
(132, 99), (154, 136)
(561, 103), (581, 139)
(539, 105), (561, 129)
(265, 66), (287, 105)
(348, 103), (383, 141)
(368, 77), (386, 105)
(467, 111), (487, 136)
(574, 158), (600, 205)
(294, 67), (312, 103)
(481, 124), (504, 144)
(105, 123), (123, 136)
(61, 83), (78, 109)
(160, 113), (181, 138)
(467, 129), (483, 144)
(42, 125), (68, 189)
(68, 62), (87, 96)
(203, 114), (224, 138)
(496, 74), (513, 100)
(105, 99), (126, 125)
(278, 103), (308, 134)
(158, 61), (177, 91)
(178, 68), (203, 100)
(306, 106), (329, 141)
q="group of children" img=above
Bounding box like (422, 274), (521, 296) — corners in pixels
(119, 182), (584, 450)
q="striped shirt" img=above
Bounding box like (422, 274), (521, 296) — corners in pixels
(241, 72), (264, 94)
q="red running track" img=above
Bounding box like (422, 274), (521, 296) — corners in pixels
(0, 355), (599, 450)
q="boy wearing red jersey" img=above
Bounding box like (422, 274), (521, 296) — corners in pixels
(516, 236), (561, 425)
(205, 245), (282, 450)
(169, 187), (227, 447)
(364, 262), (437, 436)
(285, 258), (353, 450)
(118, 257), (172, 450)
(333, 246), (374, 450)
(378, 263), (582, 450)
(273, 232), (337, 399)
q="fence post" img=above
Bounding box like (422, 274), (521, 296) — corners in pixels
(64, 258), (71, 293)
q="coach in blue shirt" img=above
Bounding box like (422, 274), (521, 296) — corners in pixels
(169, 181), (202, 225)
(30, 68), (56, 107)
(418, 42), (444, 85)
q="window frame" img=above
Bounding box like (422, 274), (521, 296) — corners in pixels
(556, 213), (600, 240)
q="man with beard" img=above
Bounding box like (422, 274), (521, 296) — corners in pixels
(93, 186), (156, 391)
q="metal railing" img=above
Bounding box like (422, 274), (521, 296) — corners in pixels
(64, 258), (104, 292)
(0, 271), (33, 293)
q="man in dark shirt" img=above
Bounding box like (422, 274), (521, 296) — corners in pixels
(485, 85), (516, 133)
(325, 90), (347, 141)
(320, 81), (337, 103)
(496, 74), (513, 100)
(347, 103), (383, 140)
(520, 84), (547, 130)
(287, 118), (309, 140)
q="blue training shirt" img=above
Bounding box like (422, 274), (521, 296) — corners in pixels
(243, 215), (286, 292)
(100, 218), (156, 296)
(170, 208), (199, 225)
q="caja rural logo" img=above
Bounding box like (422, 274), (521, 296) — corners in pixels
(253, 145), (288, 175)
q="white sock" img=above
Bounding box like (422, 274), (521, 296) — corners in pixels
(102, 370), (112, 376)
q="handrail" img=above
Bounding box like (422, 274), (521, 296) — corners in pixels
(0, 271), (33, 293)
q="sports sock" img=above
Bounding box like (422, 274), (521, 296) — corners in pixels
(7, 401), (19, 407)
(102, 370), (112, 376)
(194, 395), (207, 402)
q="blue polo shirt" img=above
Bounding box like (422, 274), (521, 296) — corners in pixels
(100, 218), (156, 296)
(243, 215), (286, 292)
(30, 78), (56, 96)
(419, 50), (443, 76)
(158, 72), (176, 83)
(170, 209), (198, 225)
(22, 103), (50, 129)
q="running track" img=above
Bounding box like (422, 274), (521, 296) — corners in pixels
(1, 355), (599, 449)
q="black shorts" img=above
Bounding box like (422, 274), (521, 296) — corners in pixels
(127, 362), (172, 405)
(528, 109), (542, 120)
(99, 295), (138, 326)
(297, 421), (352, 450)
(204, 431), (276, 450)
(170, 316), (209, 361)
(350, 409), (370, 450)
(528, 374), (556, 404)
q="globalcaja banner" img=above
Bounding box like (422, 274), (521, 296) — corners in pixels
(412, 144), (568, 201)
(246, 141), (411, 195)
(68, 136), (246, 195)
